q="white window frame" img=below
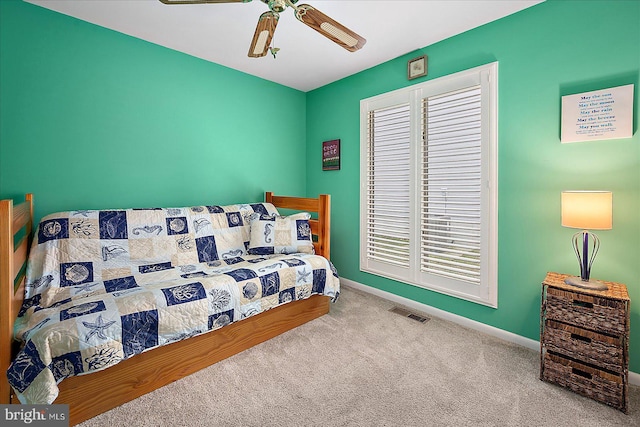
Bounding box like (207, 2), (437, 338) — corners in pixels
(359, 62), (498, 308)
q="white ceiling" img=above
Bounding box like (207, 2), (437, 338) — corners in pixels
(26, 0), (543, 92)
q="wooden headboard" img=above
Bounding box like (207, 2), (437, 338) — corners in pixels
(0, 194), (33, 404)
(266, 192), (331, 259)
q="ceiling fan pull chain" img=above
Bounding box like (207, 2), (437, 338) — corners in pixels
(268, 19), (280, 59)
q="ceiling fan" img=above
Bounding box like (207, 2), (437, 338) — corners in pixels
(159, 0), (366, 58)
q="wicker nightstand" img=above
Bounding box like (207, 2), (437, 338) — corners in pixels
(540, 272), (630, 413)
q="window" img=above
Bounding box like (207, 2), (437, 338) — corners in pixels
(360, 62), (498, 307)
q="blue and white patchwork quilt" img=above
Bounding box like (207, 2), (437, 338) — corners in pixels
(8, 202), (339, 404)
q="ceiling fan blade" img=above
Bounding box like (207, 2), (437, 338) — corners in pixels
(294, 4), (366, 52)
(248, 11), (279, 58)
(158, 0), (251, 4)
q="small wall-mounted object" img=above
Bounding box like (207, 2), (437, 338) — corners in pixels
(322, 139), (340, 171)
(408, 55), (427, 80)
(561, 84), (634, 143)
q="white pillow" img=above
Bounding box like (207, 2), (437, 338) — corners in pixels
(247, 212), (314, 255)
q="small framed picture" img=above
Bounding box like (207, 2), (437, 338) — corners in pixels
(322, 139), (340, 171)
(408, 55), (427, 80)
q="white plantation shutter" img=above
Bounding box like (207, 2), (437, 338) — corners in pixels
(365, 104), (411, 268)
(421, 87), (482, 284)
(361, 62), (497, 308)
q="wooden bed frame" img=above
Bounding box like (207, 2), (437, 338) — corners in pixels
(0, 192), (331, 425)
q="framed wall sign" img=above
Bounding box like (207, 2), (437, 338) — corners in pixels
(561, 84), (634, 143)
(408, 55), (427, 80)
(322, 139), (340, 171)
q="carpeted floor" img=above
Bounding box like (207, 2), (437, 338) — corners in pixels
(78, 286), (639, 426)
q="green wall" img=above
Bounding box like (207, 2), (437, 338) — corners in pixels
(306, 0), (640, 372)
(0, 0), (306, 223)
(1, 0), (638, 374)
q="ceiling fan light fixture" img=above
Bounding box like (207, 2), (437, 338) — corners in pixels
(263, 0), (287, 13)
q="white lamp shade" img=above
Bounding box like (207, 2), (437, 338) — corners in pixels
(561, 191), (612, 230)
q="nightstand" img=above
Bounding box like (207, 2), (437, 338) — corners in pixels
(540, 272), (630, 413)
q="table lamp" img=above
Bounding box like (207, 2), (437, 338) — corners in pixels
(561, 191), (612, 290)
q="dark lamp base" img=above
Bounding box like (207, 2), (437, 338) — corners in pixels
(564, 276), (608, 291)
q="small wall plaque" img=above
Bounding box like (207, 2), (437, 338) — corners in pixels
(322, 139), (340, 171)
(561, 84), (634, 143)
(408, 55), (427, 80)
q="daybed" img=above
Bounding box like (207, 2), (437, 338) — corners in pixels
(1, 192), (338, 425)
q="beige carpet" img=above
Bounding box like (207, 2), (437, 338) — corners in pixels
(78, 286), (639, 426)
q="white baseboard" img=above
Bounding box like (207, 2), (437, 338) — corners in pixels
(633, 371), (640, 387)
(340, 278), (640, 387)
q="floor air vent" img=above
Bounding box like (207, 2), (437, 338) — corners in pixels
(389, 306), (430, 323)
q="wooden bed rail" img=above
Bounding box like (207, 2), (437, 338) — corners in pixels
(0, 194), (33, 404)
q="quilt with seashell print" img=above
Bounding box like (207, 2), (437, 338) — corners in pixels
(8, 202), (340, 404)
